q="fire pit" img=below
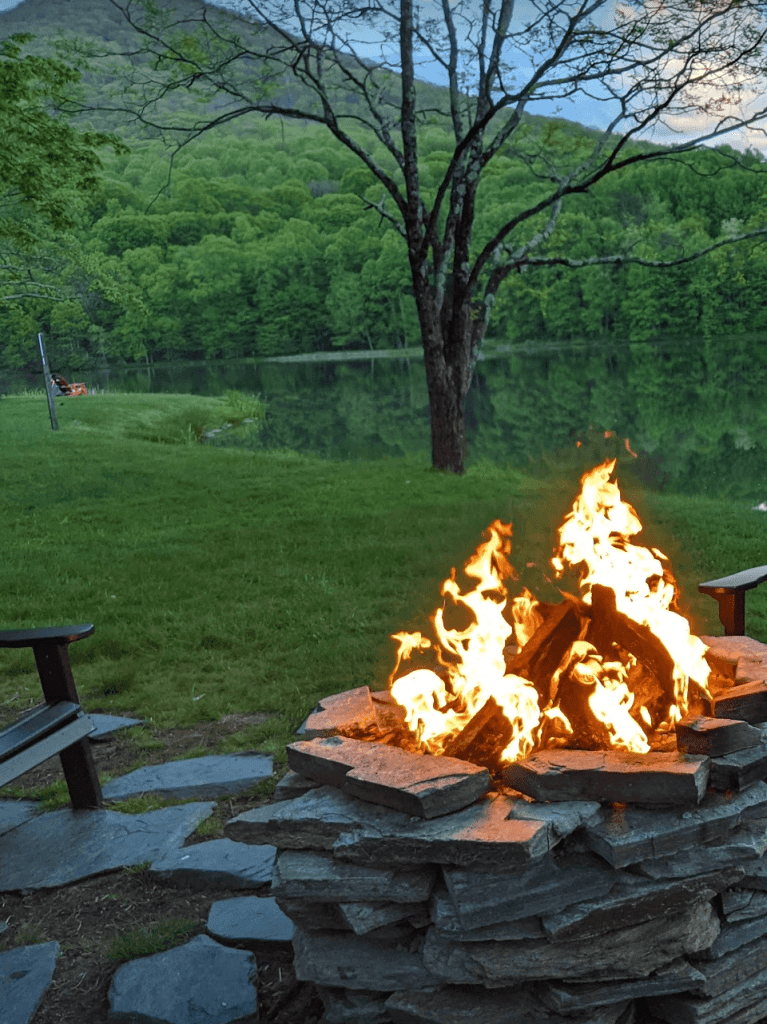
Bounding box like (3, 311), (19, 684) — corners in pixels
(227, 461), (767, 1024)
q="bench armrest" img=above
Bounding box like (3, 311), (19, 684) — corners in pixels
(699, 567), (767, 635)
(0, 624), (94, 648)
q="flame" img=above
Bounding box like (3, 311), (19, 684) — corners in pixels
(390, 520), (541, 762)
(389, 461), (710, 767)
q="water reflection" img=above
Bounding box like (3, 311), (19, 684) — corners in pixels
(6, 337), (767, 497)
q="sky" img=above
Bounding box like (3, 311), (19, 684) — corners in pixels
(1, 0), (765, 154)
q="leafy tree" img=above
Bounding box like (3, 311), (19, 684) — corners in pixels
(68, 0), (767, 471)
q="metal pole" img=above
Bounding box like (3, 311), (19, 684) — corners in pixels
(37, 332), (58, 431)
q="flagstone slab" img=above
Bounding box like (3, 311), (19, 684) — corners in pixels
(317, 987), (391, 1024)
(206, 895), (294, 950)
(0, 799), (38, 838)
(721, 889), (767, 923)
(503, 749), (710, 806)
(385, 986), (630, 1024)
(442, 852), (616, 930)
(582, 781), (767, 867)
(541, 867), (743, 941)
(272, 770), (321, 802)
(692, 931), (767, 997)
(302, 686), (378, 738)
(701, 912), (767, 960)
(107, 933), (257, 1024)
(226, 786), (554, 870)
(149, 838), (276, 889)
(271, 850), (435, 903)
(422, 900), (720, 984)
(287, 736), (490, 819)
(708, 734), (767, 791)
(293, 927), (441, 991)
(635, 819), (767, 879)
(102, 752), (273, 801)
(648, 962), (767, 1024)
(429, 885), (545, 941)
(338, 901), (427, 936)
(537, 958), (706, 1013)
(0, 802), (215, 891)
(0, 940), (59, 1024)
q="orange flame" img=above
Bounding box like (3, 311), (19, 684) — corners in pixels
(389, 461), (710, 766)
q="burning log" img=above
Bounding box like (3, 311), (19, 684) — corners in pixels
(675, 716), (762, 757)
(505, 594), (590, 704)
(503, 749), (710, 806)
(588, 584), (676, 708)
(441, 696), (513, 774)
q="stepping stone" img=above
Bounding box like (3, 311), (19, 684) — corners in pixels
(0, 800), (38, 838)
(102, 753), (273, 802)
(0, 802), (215, 891)
(107, 933), (257, 1024)
(149, 838), (276, 890)
(86, 713), (144, 741)
(0, 941), (59, 1024)
(207, 895), (294, 950)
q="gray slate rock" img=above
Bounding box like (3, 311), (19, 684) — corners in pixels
(317, 987), (390, 1024)
(272, 770), (321, 802)
(103, 752), (273, 801)
(107, 934), (257, 1024)
(648, 961), (767, 1024)
(0, 800), (38, 838)
(721, 889), (767, 922)
(293, 927), (441, 991)
(149, 839), (276, 889)
(422, 901), (720, 984)
(0, 940), (60, 1024)
(429, 885), (544, 941)
(692, 930), (767, 997)
(87, 713), (144, 741)
(337, 901), (427, 936)
(636, 818), (767, 879)
(541, 868), (743, 941)
(271, 850), (434, 903)
(0, 803), (215, 891)
(583, 781), (767, 867)
(700, 912), (767, 960)
(385, 988), (631, 1024)
(228, 785), (555, 869)
(442, 852), (615, 930)
(207, 895), (294, 949)
(537, 958), (706, 1012)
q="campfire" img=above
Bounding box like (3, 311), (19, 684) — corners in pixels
(388, 458), (711, 775)
(228, 458), (767, 1024)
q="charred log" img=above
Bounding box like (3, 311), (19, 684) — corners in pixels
(588, 585), (676, 708)
(505, 594), (590, 704)
(441, 696), (513, 775)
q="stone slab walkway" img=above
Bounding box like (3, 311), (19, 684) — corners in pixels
(0, 735), (293, 1024)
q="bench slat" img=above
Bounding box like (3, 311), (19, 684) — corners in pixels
(699, 566), (767, 594)
(0, 713), (95, 788)
(0, 624), (94, 648)
(0, 701), (82, 762)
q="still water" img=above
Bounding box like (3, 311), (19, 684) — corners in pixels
(9, 336), (767, 497)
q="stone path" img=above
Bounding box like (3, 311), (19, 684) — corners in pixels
(0, 713), (293, 1024)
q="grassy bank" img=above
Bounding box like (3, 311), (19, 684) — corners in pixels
(1, 390), (766, 770)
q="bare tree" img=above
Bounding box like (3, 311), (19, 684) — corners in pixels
(71, 0), (767, 471)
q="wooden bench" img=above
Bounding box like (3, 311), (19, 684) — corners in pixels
(0, 624), (103, 809)
(699, 565), (767, 636)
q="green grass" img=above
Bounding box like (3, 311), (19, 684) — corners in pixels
(1, 390), (766, 758)
(105, 918), (199, 961)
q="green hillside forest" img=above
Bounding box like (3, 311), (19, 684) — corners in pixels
(0, 0), (766, 375)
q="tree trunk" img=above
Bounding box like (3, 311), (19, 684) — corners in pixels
(426, 355), (466, 473)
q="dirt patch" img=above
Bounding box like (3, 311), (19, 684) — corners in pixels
(0, 712), (324, 1024)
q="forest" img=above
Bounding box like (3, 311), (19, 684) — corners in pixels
(2, 113), (767, 373)
(2, 0), (767, 377)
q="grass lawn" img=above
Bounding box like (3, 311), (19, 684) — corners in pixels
(2, 388), (767, 1024)
(1, 389), (766, 774)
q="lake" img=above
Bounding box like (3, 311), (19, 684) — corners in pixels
(7, 336), (767, 498)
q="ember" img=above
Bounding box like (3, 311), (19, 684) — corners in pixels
(390, 459), (712, 772)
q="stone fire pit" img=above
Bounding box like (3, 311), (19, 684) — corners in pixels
(223, 633), (767, 1024)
